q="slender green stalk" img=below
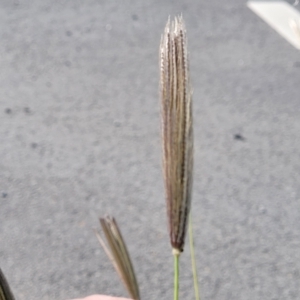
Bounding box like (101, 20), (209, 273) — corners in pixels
(173, 249), (180, 300)
(189, 215), (200, 300)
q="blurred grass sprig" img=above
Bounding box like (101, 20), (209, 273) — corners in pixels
(96, 216), (140, 300)
(0, 269), (15, 300)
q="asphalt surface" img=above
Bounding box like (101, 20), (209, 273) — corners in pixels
(0, 1), (300, 300)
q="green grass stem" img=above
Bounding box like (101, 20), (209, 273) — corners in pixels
(173, 249), (180, 300)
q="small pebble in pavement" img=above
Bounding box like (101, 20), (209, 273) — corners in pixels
(234, 134), (245, 141)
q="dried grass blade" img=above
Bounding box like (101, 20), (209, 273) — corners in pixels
(97, 216), (140, 300)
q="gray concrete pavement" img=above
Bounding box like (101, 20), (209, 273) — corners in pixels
(0, 1), (300, 299)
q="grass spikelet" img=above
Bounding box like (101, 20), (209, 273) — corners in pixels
(160, 16), (193, 253)
(96, 216), (140, 300)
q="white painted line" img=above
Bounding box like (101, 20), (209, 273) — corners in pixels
(247, 1), (300, 49)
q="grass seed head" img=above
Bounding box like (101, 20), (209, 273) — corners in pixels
(160, 16), (193, 253)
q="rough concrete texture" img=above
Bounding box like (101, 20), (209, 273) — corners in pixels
(0, 0), (300, 299)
